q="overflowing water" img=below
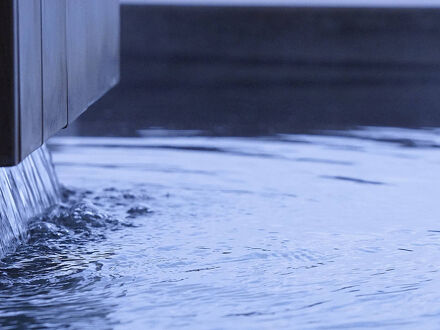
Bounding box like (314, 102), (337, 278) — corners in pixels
(2, 127), (440, 328)
(0, 145), (60, 258)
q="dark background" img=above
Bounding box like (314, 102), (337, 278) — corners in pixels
(71, 4), (440, 136)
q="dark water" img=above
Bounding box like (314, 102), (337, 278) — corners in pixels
(2, 127), (440, 329)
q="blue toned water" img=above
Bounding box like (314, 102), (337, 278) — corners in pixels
(2, 127), (440, 329)
(0, 145), (60, 259)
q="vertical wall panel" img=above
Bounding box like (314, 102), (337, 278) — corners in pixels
(67, 0), (120, 123)
(86, 0), (102, 103)
(18, 0), (43, 160)
(102, 0), (121, 91)
(42, 0), (68, 140)
(66, 0), (88, 122)
(97, 0), (120, 98)
(0, 0), (119, 165)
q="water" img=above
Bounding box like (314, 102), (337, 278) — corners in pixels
(2, 127), (440, 328)
(0, 145), (60, 259)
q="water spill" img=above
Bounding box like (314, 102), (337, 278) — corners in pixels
(1, 127), (440, 329)
(0, 145), (60, 259)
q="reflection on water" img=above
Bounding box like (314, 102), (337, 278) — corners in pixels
(2, 127), (440, 328)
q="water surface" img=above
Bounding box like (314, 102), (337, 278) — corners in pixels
(2, 127), (440, 329)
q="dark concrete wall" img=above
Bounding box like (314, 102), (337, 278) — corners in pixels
(0, 0), (119, 165)
(78, 5), (440, 135)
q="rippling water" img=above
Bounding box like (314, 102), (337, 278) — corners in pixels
(2, 127), (440, 329)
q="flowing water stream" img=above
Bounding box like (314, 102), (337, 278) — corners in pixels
(0, 145), (60, 259)
(1, 128), (440, 329)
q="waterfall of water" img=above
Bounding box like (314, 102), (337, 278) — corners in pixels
(0, 145), (60, 258)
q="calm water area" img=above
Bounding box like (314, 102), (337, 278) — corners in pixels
(1, 127), (440, 329)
